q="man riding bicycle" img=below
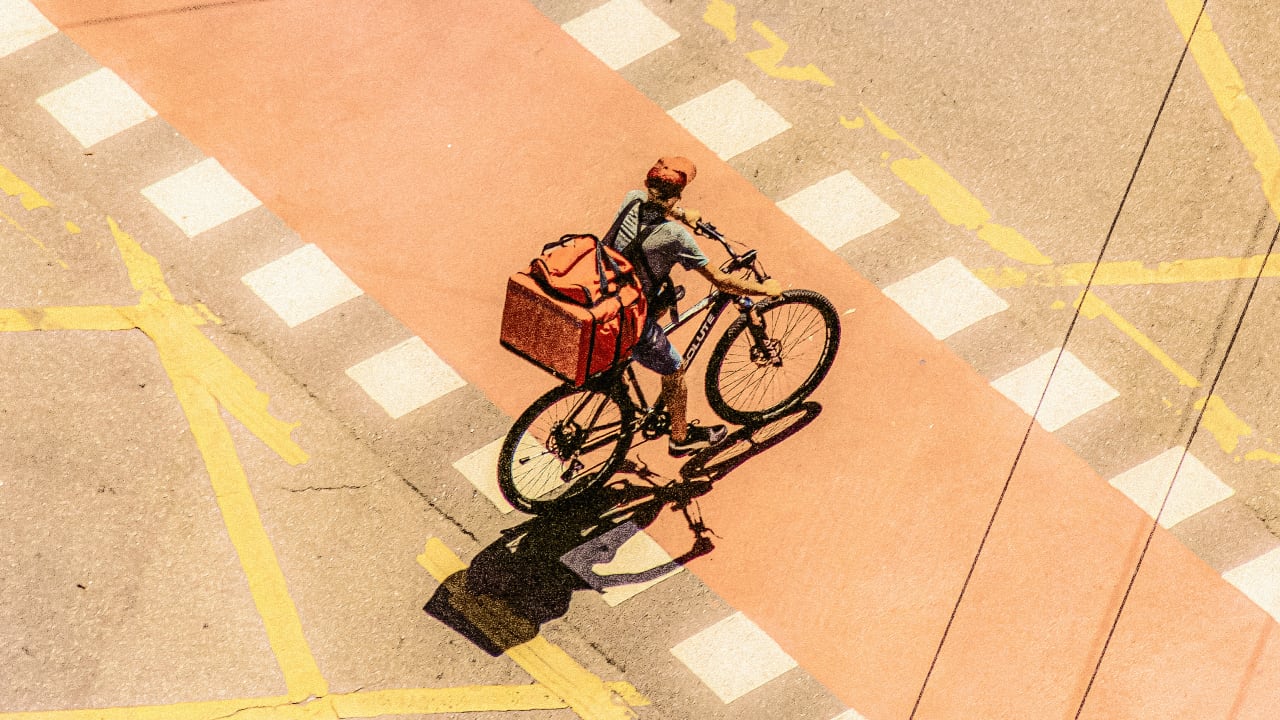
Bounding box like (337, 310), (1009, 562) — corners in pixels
(611, 157), (782, 457)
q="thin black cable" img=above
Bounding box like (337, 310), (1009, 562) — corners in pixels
(907, 3), (1210, 716)
(63, 0), (279, 28)
(1075, 216), (1280, 717)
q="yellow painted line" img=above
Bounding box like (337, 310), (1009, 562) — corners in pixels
(0, 682), (652, 720)
(0, 164), (52, 210)
(167, 376), (326, 699)
(1195, 395), (1253, 454)
(1076, 291), (1280, 462)
(703, 0), (737, 42)
(0, 205), (69, 269)
(977, 254), (1280, 288)
(745, 21), (834, 87)
(0, 696), (293, 720)
(852, 108), (1054, 266)
(108, 219), (308, 465)
(1167, 0), (1280, 219)
(418, 540), (647, 720)
(332, 683), (645, 717)
(1075, 291), (1201, 388)
(1, 163), (68, 268)
(99, 220), (323, 698)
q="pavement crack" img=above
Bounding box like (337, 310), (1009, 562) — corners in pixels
(210, 694), (331, 720)
(284, 483), (372, 493)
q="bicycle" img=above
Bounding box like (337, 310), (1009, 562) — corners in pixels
(497, 220), (842, 514)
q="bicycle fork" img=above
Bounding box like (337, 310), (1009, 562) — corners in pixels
(737, 297), (783, 367)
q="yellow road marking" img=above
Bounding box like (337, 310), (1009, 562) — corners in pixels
(0, 696), (294, 720)
(1075, 291), (1201, 389)
(0, 682), (651, 720)
(418, 539), (647, 720)
(1195, 395), (1253, 455)
(852, 108), (1053, 266)
(0, 165), (51, 210)
(703, 0), (737, 42)
(702, 6), (1280, 466)
(977, 254), (1280, 288)
(2, 211), (322, 697)
(1167, 0), (1280, 220)
(745, 21), (834, 87)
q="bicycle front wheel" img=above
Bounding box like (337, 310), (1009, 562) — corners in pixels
(705, 289), (841, 425)
(498, 382), (635, 514)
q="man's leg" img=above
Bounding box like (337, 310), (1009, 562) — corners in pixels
(662, 369), (689, 442)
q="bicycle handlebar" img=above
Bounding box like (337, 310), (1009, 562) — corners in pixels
(695, 219), (768, 283)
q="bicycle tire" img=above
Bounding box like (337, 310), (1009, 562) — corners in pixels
(498, 382), (635, 514)
(705, 289), (841, 425)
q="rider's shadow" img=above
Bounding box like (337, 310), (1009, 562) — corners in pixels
(424, 402), (821, 657)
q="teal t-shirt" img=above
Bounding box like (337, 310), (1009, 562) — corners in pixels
(610, 190), (709, 297)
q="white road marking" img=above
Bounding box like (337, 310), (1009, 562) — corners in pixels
(346, 337), (467, 419)
(778, 171), (900, 251)
(560, 522), (682, 606)
(991, 349), (1119, 432)
(141, 158), (262, 237)
(671, 610), (798, 703)
(241, 243), (363, 328)
(1224, 547), (1280, 623)
(562, 0), (679, 71)
(668, 80), (792, 160)
(38, 67), (157, 147)
(1108, 447), (1234, 528)
(452, 437), (515, 514)
(0, 0), (57, 59)
(883, 257), (1009, 339)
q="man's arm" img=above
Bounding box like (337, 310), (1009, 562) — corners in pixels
(694, 264), (782, 297)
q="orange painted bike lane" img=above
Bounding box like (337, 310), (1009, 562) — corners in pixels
(33, 0), (1280, 716)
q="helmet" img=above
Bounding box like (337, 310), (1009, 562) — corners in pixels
(645, 156), (697, 197)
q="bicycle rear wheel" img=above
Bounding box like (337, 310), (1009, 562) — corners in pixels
(498, 382), (635, 514)
(705, 289), (841, 425)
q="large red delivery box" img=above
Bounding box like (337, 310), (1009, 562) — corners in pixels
(500, 234), (647, 386)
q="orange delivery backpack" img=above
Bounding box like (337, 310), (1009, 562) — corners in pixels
(500, 199), (648, 386)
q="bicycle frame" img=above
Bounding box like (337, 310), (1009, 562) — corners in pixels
(554, 220), (769, 449)
(617, 288), (758, 419)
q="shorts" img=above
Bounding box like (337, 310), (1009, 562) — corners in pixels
(630, 315), (683, 376)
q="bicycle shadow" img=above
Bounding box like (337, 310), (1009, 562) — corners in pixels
(423, 402), (821, 657)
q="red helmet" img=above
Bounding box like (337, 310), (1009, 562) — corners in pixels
(645, 156), (697, 196)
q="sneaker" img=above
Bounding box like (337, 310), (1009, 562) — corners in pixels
(668, 423), (729, 457)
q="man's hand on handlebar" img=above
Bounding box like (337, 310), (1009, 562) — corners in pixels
(673, 206), (701, 227)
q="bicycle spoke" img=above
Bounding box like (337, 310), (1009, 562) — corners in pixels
(502, 383), (634, 510)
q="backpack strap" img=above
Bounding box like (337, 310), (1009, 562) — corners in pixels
(618, 201), (676, 309)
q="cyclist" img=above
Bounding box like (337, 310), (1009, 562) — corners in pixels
(611, 157), (782, 457)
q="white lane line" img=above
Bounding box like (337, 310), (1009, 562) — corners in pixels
(346, 337), (467, 419)
(37, 67), (157, 147)
(883, 257), (1009, 340)
(452, 438), (515, 514)
(671, 610), (798, 703)
(991, 350), (1119, 432)
(0, 0), (57, 59)
(141, 158), (262, 237)
(1224, 547), (1280, 623)
(778, 171), (900, 251)
(1109, 448), (1235, 528)
(562, 0), (679, 71)
(830, 710), (870, 720)
(560, 522), (683, 606)
(668, 80), (792, 160)
(241, 243), (363, 328)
